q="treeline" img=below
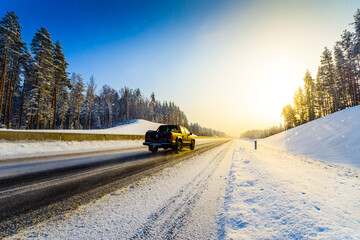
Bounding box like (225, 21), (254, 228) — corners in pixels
(0, 11), (223, 137)
(188, 123), (226, 137)
(240, 125), (284, 139)
(282, 9), (360, 129)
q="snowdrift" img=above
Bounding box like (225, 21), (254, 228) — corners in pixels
(261, 105), (360, 170)
(0, 119), (162, 136)
(100, 119), (162, 135)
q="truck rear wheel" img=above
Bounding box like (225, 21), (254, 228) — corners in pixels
(149, 146), (158, 153)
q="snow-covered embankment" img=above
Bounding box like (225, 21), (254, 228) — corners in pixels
(261, 106), (360, 170)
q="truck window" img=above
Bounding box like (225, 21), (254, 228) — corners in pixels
(184, 128), (190, 135)
(180, 126), (185, 134)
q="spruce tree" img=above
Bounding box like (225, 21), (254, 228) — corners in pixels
(85, 75), (96, 129)
(30, 27), (55, 129)
(303, 70), (316, 121)
(52, 40), (69, 129)
(73, 74), (85, 129)
(0, 12), (25, 126)
(319, 47), (338, 113)
(339, 30), (358, 106)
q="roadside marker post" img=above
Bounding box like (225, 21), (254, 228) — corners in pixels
(255, 140), (257, 150)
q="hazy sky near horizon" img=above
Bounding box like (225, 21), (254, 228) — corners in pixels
(2, 0), (360, 135)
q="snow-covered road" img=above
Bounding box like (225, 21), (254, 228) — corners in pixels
(8, 140), (234, 239)
(7, 139), (360, 239)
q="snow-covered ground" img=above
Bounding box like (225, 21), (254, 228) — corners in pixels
(0, 119), (161, 135)
(261, 106), (360, 170)
(220, 139), (360, 239)
(8, 139), (360, 239)
(5, 109), (360, 239)
(0, 140), (144, 161)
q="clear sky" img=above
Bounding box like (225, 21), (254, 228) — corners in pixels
(2, 0), (360, 136)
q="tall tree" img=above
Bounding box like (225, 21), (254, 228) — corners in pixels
(293, 87), (306, 125)
(339, 30), (358, 106)
(0, 11), (25, 126)
(52, 40), (69, 129)
(30, 27), (55, 129)
(281, 105), (297, 130)
(85, 75), (96, 129)
(334, 42), (350, 109)
(303, 70), (316, 121)
(319, 47), (338, 113)
(18, 47), (33, 129)
(71, 73), (85, 129)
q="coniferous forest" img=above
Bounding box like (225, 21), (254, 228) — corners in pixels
(0, 12), (225, 137)
(282, 9), (360, 130)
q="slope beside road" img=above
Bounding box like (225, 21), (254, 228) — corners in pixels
(261, 105), (360, 170)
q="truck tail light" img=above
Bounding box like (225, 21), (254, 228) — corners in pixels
(169, 133), (173, 141)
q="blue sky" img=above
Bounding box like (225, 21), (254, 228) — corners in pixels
(2, 0), (360, 135)
(2, 0), (235, 90)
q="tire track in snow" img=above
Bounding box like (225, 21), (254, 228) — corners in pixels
(130, 142), (232, 239)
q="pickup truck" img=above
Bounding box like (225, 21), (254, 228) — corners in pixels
(143, 124), (195, 153)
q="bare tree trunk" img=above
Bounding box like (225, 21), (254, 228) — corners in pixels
(88, 109), (92, 129)
(52, 87), (57, 129)
(85, 107), (88, 129)
(3, 68), (13, 125)
(6, 83), (14, 128)
(77, 104), (81, 129)
(36, 87), (41, 129)
(19, 76), (26, 129)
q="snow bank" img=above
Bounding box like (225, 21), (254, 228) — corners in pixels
(261, 106), (360, 170)
(0, 119), (162, 135)
(0, 140), (144, 160)
(100, 119), (162, 135)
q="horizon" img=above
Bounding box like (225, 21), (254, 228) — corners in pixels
(2, 0), (360, 136)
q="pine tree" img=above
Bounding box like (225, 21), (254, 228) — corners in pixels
(293, 87), (306, 125)
(0, 11), (25, 126)
(319, 47), (338, 113)
(334, 42), (350, 109)
(72, 74), (85, 129)
(150, 92), (155, 122)
(85, 75), (96, 129)
(339, 30), (358, 106)
(18, 47), (33, 128)
(303, 70), (316, 121)
(30, 27), (55, 129)
(281, 105), (297, 129)
(52, 40), (69, 129)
